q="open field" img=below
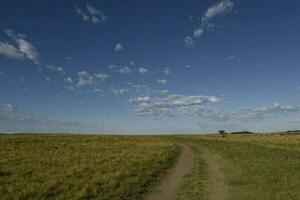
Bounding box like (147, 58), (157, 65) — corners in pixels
(0, 133), (300, 200)
(177, 133), (300, 200)
(0, 134), (179, 200)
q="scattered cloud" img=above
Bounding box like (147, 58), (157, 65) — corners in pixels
(129, 90), (298, 123)
(114, 43), (123, 51)
(187, 0), (234, 44)
(0, 42), (25, 60)
(126, 81), (151, 93)
(46, 65), (65, 74)
(227, 55), (234, 60)
(64, 56), (72, 60)
(0, 104), (104, 132)
(202, 0), (234, 23)
(110, 65), (132, 74)
(126, 82), (151, 94)
(112, 88), (129, 96)
(0, 29), (40, 64)
(64, 70), (108, 89)
(94, 72), (109, 81)
(163, 67), (171, 75)
(190, 103), (299, 123)
(64, 77), (73, 83)
(138, 67), (148, 74)
(232, 103), (299, 121)
(0, 104), (13, 112)
(119, 66), (132, 74)
(130, 93), (220, 118)
(161, 90), (171, 95)
(93, 88), (103, 93)
(184, 36), (194, 46)
(157, 79), (167, 84)
(64, 56), (72, 63)
(75, 4), (108, 24)
(193, 28), (204, 38)
(77, 71), (94, 87)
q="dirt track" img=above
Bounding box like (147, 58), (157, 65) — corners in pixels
(196, 145), (226, 200)
(145, 145), (193, 200)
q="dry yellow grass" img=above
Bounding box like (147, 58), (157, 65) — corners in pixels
(0, 134), (179, 200)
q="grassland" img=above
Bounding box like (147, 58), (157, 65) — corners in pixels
(177, 133), (300, 200)
(1, 133), (300, 200)
(0, 134), (179, 200)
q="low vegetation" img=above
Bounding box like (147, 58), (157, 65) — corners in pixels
(0, 134), (179, 200)
(177, 133), (300, 200)
(1, 133), (299, 200)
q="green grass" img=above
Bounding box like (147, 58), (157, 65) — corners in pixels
(0, 134), (179, 200)
(176, 144), (209, 200)
(178, 134), (300, 200)
(1, 133), (300, 200)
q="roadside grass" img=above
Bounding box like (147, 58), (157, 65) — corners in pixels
(176, 144), (209, 200)
(0, 134), (179, 200)
(178, 134), (300, 200)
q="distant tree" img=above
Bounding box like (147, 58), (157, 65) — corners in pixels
(219, 130), (227, 135)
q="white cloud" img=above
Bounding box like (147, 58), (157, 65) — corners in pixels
(157, 79), (167, 84)
(113, 88), (129, 96)
(64, 77), (73, 83)
(86, 3), (102, 15)
(138, 67), (148, 74)
(93, 88), (102, 93)
(126, 82), (150, 94)
(185, 36), (194, 46)
(227, 55), (234, 60)
(64, 70), (108, 90)
(202, 0), (234, 23)
(77, 70), (94, 87)
(115, 43), (123, 51)
(193, 28), (204, 38)
(0, 104), (13, 112)
(163, 67), (171, 75)
(161, 90), (171, 95)
(232, 103), (299, 121)
(119, 66), (132, 74)
(0, 29), (40, 64)
(191, 103), (299, 123)
(187, 0), (234, 43)
(75, 6), (90, 21)
(0, 104), (104, 132)
(0, 42), (25, 60)
(75, 4), (108, 24)
(46, 65), (65, 74)
(64, 56), (72, 60)
(129, 93), (221, 118)
(16, 38), (40, 64)
(94, 72), (108, 80)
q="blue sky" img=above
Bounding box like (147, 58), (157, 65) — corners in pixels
(1, 0), (300, 133)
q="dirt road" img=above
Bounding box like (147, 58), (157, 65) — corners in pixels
(145, 145), (193, 200)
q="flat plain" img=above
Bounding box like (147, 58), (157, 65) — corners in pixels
(0, 132), (299, 200)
